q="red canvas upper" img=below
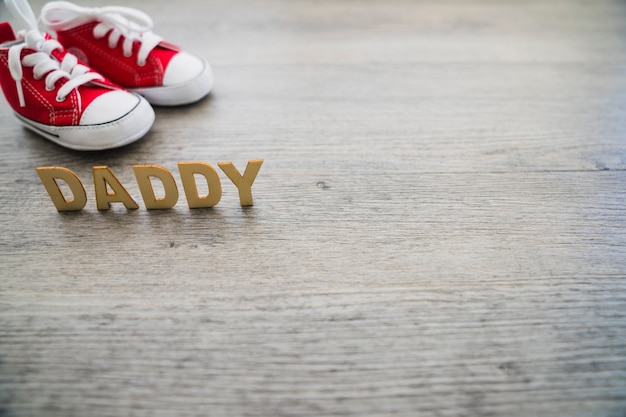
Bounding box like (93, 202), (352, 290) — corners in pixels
(0, 22), (122, 127)
(0, 21), (15, 44)
(54, 22), (179, 89)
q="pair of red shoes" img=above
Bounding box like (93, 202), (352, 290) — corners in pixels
(0, 0), (213, 150)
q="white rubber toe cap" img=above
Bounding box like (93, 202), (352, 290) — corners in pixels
(163, 51), (204, 86)
(80, 90), (141, 125)
(132, 54), (213, 106)
(15, 91), (154, 150)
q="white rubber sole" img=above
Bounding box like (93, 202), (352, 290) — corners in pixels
(131, 59), (214, 106)
(15, 95), (155, 151)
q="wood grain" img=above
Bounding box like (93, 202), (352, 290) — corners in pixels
(1, 0), (625, 416)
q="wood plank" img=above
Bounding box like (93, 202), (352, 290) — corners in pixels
(1, 0), (625, 416)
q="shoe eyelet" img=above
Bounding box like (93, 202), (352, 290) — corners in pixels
(56, 95), (67, 103)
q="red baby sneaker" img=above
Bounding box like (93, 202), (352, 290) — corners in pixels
(0, 22), (155, 150)
(39, 1), (214, 106)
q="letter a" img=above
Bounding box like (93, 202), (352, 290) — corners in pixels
(178, 162), (222, 208)
(93, 166), (139, 210)
(36, 167), (87, 211)
(133, 165), (179, 209)
(218, 160), (264, 207)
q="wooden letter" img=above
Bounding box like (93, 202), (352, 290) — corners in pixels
(133, 165), (179, 209)
(35, 167), (87, 211)
(218, 160), (264, 207)
(93, 166), (139, 210)
(177, 162), (222, 208)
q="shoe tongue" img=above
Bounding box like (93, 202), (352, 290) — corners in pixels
(28, 32), (64, 62)
(0, 22), (16, 44)
(50, 47), (65, 63)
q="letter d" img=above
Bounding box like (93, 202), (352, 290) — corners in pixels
(178, 162), (222, 208)
(36, 167), (87, 211)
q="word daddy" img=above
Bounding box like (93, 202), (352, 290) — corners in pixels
(36, 160), (263, 211)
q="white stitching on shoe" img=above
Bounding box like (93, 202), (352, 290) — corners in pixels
(64, 24), (163, 86)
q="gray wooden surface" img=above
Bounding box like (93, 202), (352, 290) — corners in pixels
(1, 0), (626, 416)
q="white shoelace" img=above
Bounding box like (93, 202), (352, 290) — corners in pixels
(8, 30), (103, 107)
(40, 1), (163, 66)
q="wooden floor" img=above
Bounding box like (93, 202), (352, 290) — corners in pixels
(1, 0), (626, 416)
